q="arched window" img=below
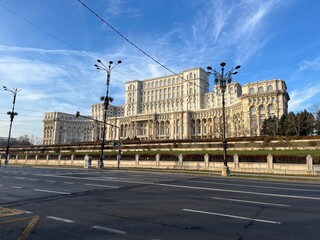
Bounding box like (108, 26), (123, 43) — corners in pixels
(267, 85), (273, 92)
(258, 86), (264, 93)
(249, 87), (255, 94)
(268, 104), (274, 112)
(250, 106), (256, 114)
(258, 105), (265, 112)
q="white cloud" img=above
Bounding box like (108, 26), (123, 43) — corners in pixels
(101, 0), (139, 19)
(0, 56), (69, 85)
(298, 56), (320, 71)
(0, 45), (92, 57)
(289, 84), (320, 112)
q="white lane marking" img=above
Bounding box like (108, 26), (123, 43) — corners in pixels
(27, 178), (39, 181)
(33, 189), (71, 195)
(46, 180), (56, 183)
(37, 175), (320, 200)
(103, 177), (118, 180)
(11, 186), (22, 189)
(214, 177), (320, 188)
(63, 182), (74, 184)
(187, 180), (320, 193)
(47, 216), (75, 223)
(91, 225), (126, 234)
(12, 177), (25, 180)
(211, 197), (290, 207)
(16, 209), (33, 214)
(183, 209), (281, 225)
(84, 183), (119, 188)
(154, 183), (320, 201)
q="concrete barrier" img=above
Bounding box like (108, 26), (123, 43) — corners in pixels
(1, 153), (319, 175)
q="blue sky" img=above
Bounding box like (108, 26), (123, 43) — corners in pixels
(1, 0), (320, 139)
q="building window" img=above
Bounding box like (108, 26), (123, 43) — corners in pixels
(258, 86), (264, 93)
(259, 105), (265, 112)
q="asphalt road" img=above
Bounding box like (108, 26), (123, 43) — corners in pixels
(1, 166), (320, 240)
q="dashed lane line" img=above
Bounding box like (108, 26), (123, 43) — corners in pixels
(12, 177), (25, 180)
(47, 216), (75, 223)
(183, 208), (281, 225)
(211, 196), (290, 207)
(35, 174), (320, 200)
(84, 183), (119, 188)
(33, 189), (71, 195)
(63, 182), (74, 184)
(91, 225), (126, 234)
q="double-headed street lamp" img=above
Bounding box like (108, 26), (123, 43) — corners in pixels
(94, 60), (122, 169)
(207, 62), (241, 176)
(3, 86), (21, 165)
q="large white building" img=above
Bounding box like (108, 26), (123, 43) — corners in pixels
(42, 67), (290, 145)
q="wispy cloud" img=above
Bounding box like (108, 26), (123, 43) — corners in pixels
(289, 84), (320, 112)
(101, 0), (139, 19)
(298, 55), (320, 71)
(0, 45), (93, 57)
(0, 56), (68, 85)
(169, 0), (286, 66)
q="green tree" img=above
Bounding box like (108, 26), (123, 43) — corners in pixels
(278, 114), (289, 136)
(261, 116), (279, 136)
(284, 110), (315, 136)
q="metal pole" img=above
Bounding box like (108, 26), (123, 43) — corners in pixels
(117, 127), (121, 170)
(95, 60), (121, 169)
(99, 68), (111, 169)
(220, 65), (229, 176)
(207, 62), (240, 176)
(99, 104), (107, 169)
(5, 89), (18, 165)
(222, 88), (227, 167)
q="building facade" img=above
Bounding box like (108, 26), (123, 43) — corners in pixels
(42, 67), (290, 144)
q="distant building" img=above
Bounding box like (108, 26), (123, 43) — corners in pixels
(42, 67), (290, 144)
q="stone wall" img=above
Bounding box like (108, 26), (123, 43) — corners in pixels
(1, 153), (319, 176)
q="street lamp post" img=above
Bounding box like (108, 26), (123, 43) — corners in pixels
(76, 111), (122, 170)
(94, 60), (122, 169)
(3, 86), (20, 165)
(207, 62), (240, 176)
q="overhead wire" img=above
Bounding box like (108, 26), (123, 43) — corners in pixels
(76, 0), (214, 93)
(0, 2), (96, 61)
(0, 1), (218, 94)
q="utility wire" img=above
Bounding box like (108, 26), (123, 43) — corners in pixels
(1, 1), (212, 93)
(77, 0), (211, 92)
(0, 2), (135, 81)
(0, 2), (95, 61)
